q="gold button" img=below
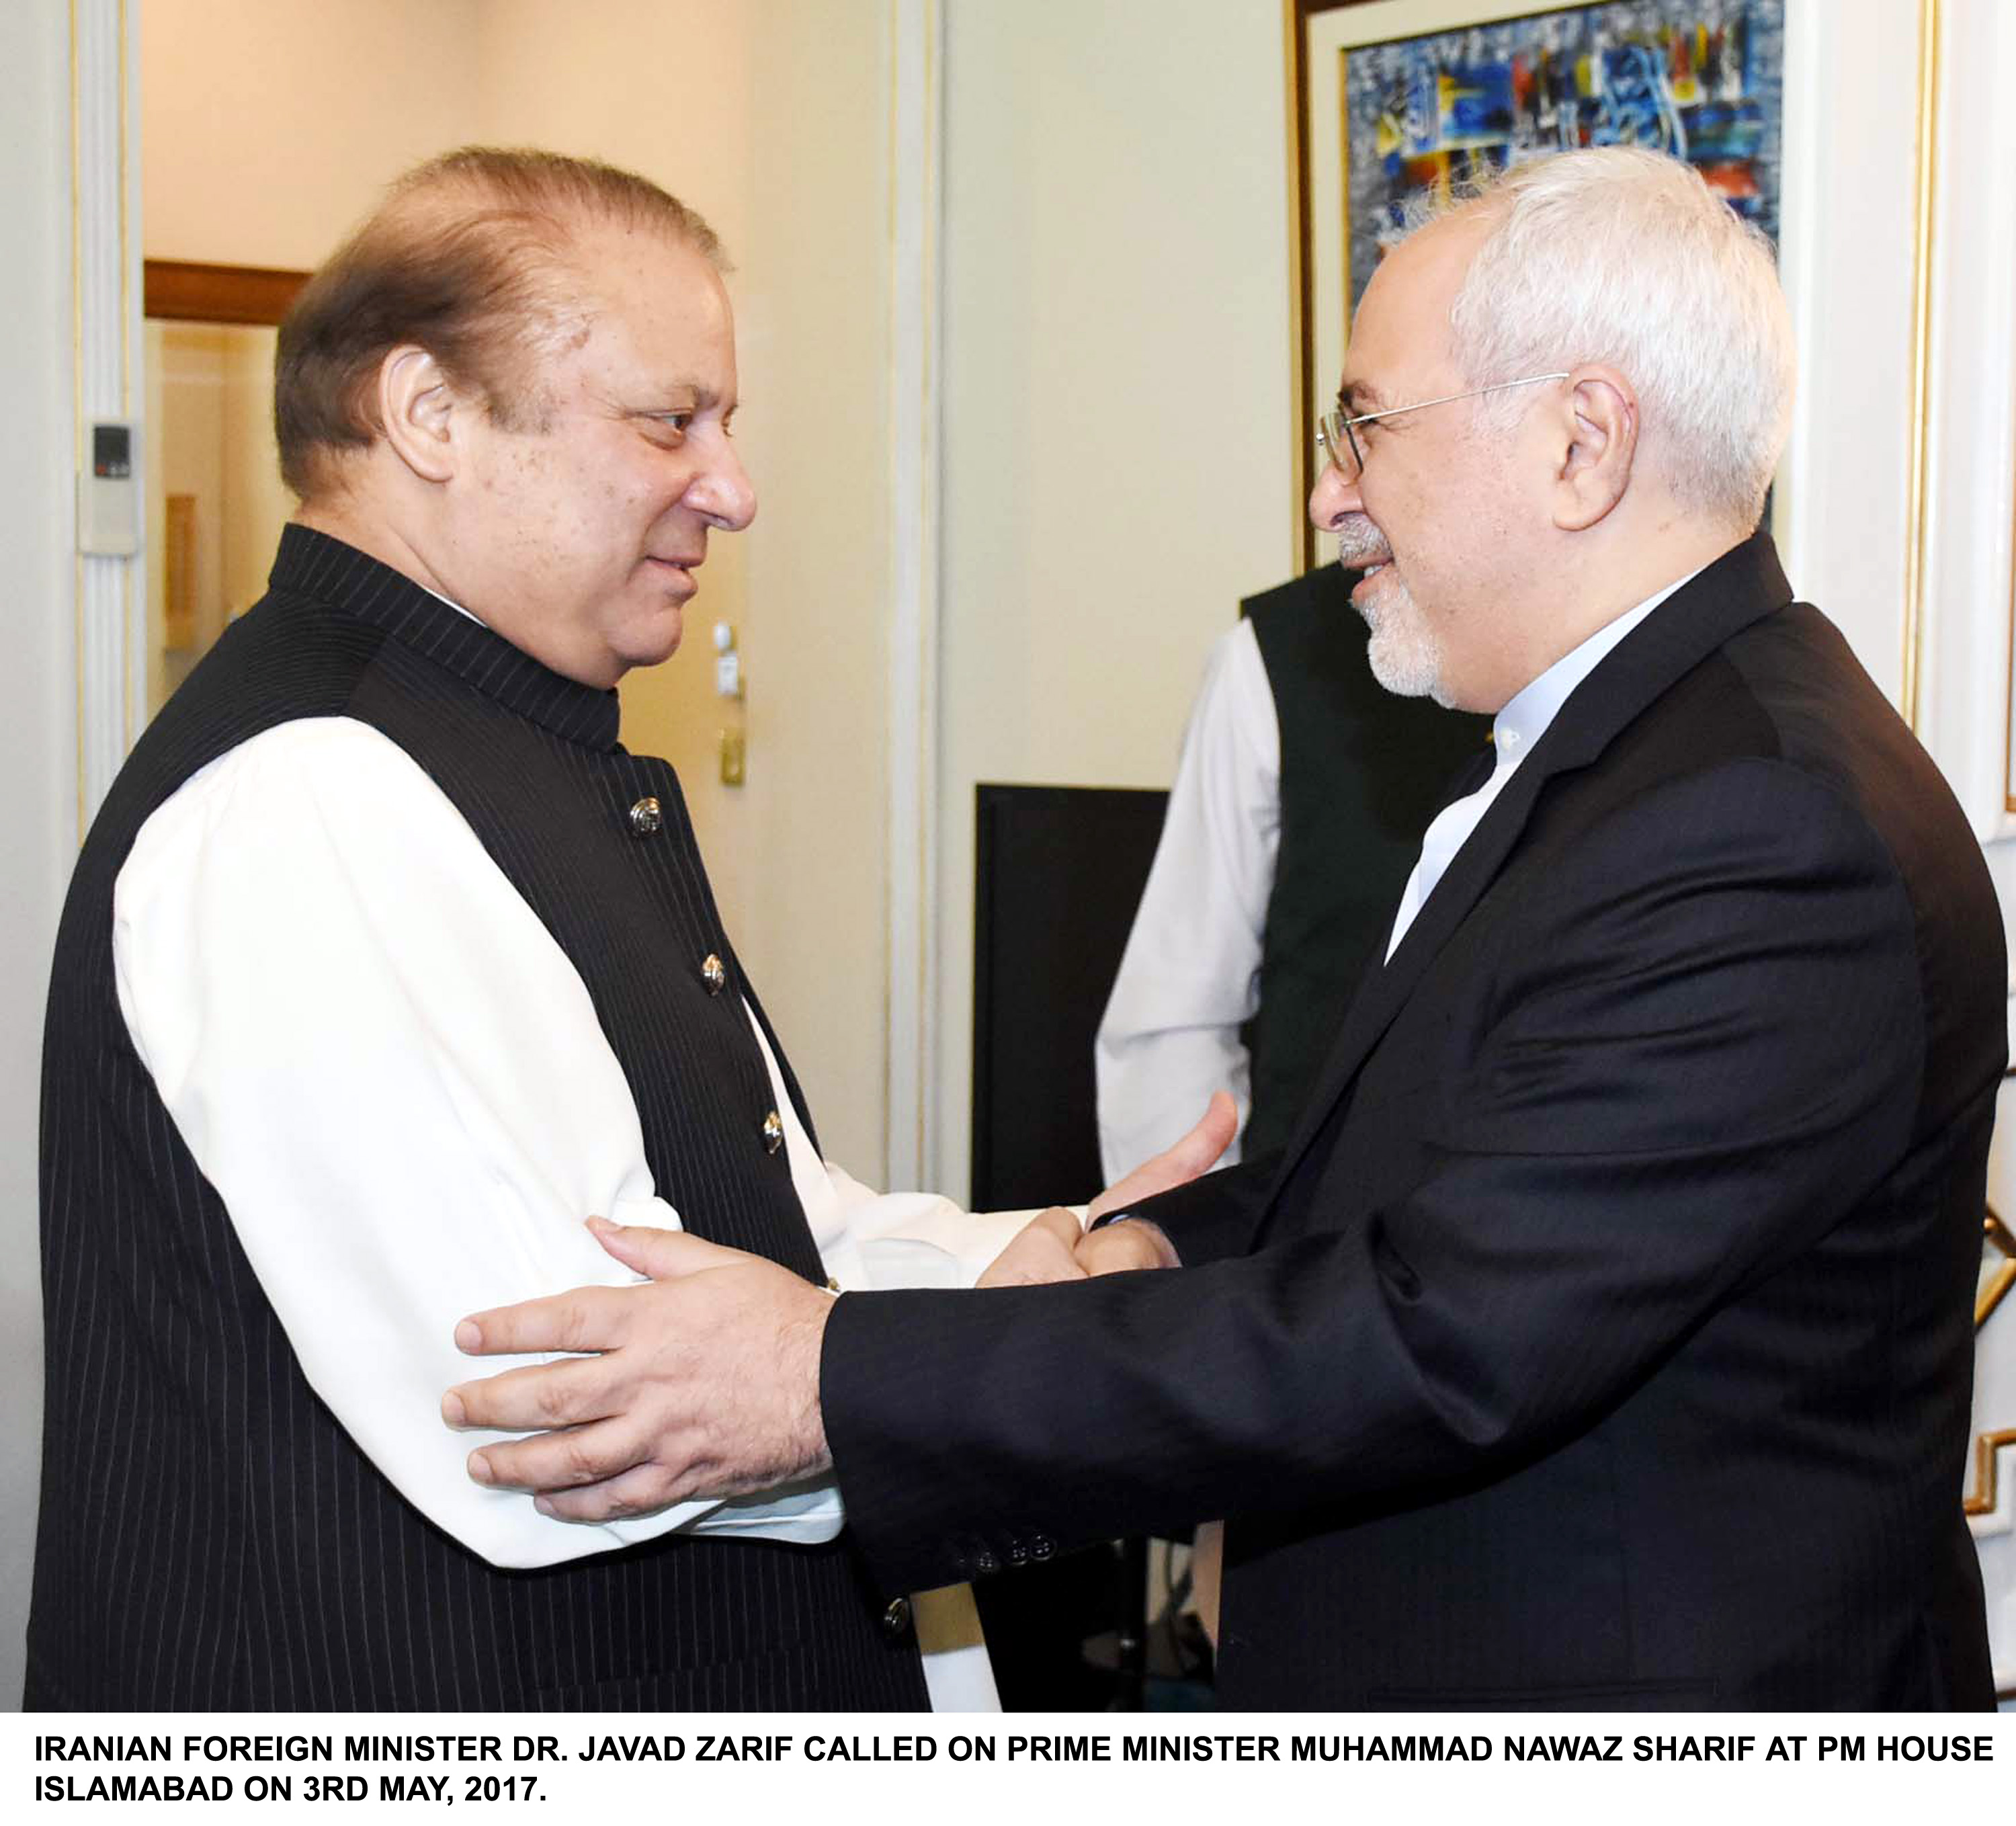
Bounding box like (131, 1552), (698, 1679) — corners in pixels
(701, 953), (726, 994)
(825, 1277), (841, 1292)
(628, 796), (663, 836)
(761, 1110), (784, 1155)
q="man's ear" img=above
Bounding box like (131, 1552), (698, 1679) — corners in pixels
(374, 345), (462, 485)
(1552, 365), (1638, 532)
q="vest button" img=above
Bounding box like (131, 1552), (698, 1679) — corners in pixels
(880, 1597), (913, 1638)
(761, 1110), (784, 1155)
(700, 953), (726, 994)
(627, 796), (663, 836)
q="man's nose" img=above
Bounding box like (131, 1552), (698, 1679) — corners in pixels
(691, 439), (757, 532)
(1308, 457), (1361, 531)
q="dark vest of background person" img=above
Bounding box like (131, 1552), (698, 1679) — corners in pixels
(1241, 565), (1489, 1160)
(29, 527), (927, 1711)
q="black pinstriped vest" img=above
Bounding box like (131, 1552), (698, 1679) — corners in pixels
(1241, 569), (1489, 1160)
(28, 525), (929, 1711)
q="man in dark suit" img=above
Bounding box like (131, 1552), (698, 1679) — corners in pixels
(450, 147), (2003, 1708)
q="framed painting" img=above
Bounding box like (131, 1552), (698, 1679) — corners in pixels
(1290, 1), (1787, 568)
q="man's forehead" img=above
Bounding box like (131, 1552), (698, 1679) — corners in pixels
(571, 222), (729, 322)
(1342, 221), (1476, 397)
(561, 246), (736, 391)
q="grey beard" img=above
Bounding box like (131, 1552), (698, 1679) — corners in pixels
(1351, 569), (1450, 704)
(1363, 614), (1447, 702)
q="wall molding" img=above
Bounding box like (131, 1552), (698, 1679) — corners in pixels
(882, 0), (943, 1190)
(1901, 0), (1941, 734)
(71, 0), (142, 836)
(142, 258), (307, 326)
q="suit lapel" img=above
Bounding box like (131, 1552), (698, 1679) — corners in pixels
(1254, 532), (1796, 1222)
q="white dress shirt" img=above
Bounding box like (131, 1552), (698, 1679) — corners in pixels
(113, 716), (1033, 1704)
(1095, 620), (1278, 1180)
(1384, 571), (1702, 961)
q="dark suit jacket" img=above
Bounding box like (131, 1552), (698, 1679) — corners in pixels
(824, 535), (2003, 1709)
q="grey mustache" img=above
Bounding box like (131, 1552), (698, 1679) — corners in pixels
(1335, 520), (1392, 569)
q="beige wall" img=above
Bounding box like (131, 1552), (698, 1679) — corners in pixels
(930, 0), (1300, 1197)
(143, 0), (485, 268)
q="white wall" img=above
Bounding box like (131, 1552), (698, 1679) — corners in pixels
(0, 0), (81, 1712)
(931, 0), (1299, 1198)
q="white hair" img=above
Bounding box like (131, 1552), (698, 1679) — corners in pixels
(1414, 147), (1794, 530)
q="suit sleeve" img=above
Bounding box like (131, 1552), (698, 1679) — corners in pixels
(1100, 1151), (1281, 1265)
(822, 759), (1927, 1595)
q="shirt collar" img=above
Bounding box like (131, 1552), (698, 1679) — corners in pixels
(268, 524), (624, 751)
(1490, 565), (1704, 768)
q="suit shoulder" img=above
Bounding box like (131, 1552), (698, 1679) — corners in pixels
(1569, 610), (2004, 1095)
(1716, 606), (1986, 905)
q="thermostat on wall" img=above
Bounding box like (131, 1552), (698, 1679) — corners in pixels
(78, 420), (140, 557)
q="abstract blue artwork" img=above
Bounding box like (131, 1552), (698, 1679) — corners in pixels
(1343, 1), (1786, 309)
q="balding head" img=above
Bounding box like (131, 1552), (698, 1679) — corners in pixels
(276, 147), (723, 503)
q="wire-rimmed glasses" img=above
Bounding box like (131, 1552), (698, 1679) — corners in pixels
(1317, 372), (1570, 482)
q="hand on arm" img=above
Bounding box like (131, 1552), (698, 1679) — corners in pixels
(450, 1093), (1234, 1516)
(447, 1220), (834, 1519)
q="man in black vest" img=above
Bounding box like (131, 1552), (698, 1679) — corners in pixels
(32, 147), (1226, 1711)
(450, 149), (2001, 1708)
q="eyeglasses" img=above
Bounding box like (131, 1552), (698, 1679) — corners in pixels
(1317, 372), (1570, 483)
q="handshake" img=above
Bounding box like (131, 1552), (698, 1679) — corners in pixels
(970, 1092), (1235, 1288)
(973, 1206), (1179, 1286)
